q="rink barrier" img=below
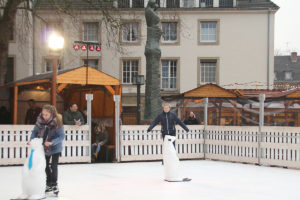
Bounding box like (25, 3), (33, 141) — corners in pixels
(0, 125), (91, 166)
(120, 125), (300, 169)
(120, 125), (205, 161)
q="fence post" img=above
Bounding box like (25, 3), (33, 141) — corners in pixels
(258, 94), (265, 165)
(203, 98), (208, 158)
(114, 95), (121, 162)
(86, 94), (93, 163)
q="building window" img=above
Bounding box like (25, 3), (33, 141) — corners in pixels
(132, 0), (144, 8)
(199, 0), (213, 8)
(200, 60), (217, 84)
(285, 71), (292, 81)
(83, 22), (99, 42)
(45, 22), (63, 42)
(161, 60), (177, 90)
(274, 72), (277, 81)
(162, 22), (178, 42)
(45, 59), (62, 72)
(166, 0), (180, 8)
(183, 0), (195, 7)
(118, 0), (130, 8)
(122, 60), (139, 84)
(5, 57), (14, 84)
(156, 0), (161, 7)
(9, 25), (14, 41)
(83, 59), (99, 69)
(219, 0), (233, 8)
(42, 22), (63, 42)
(200, 22), (217, 42)
(122, 23), (139, 43)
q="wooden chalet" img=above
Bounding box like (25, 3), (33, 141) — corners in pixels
(0, 66), (121, 154)
(175, 84), (300, 126)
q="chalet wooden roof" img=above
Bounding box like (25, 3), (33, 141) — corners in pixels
(184, 84), (237, 98)
(237, 89), (300, 99)
(179, 84), (300, 100)
(1, 66), (120, 88)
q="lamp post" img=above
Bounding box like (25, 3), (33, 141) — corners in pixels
(48, 32), (64, 107)
(132, 75), (145, 125)
(73, 41), (101, 85)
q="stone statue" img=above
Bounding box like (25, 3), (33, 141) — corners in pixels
(144, 0), (163, 121)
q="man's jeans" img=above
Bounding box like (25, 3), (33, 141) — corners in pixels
(91, 143), (101, 154)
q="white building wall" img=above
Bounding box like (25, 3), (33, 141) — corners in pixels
(10, 9), (276, 93)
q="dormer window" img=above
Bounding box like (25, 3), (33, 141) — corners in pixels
(285, 71), (292, 81)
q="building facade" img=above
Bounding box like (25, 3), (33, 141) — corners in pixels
(5, 0), (278, 123)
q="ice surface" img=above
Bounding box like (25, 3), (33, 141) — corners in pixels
(1, 160), (300, 200)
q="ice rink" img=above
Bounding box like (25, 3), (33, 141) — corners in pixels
(1, 160), (300, 200)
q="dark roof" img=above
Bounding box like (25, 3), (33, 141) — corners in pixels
(34, 0), (113, 10)
(237, 0), (279, 10)
(34, 0), (279, 10)
(6, 66), (83, 85)
(274, 55), (300, 82)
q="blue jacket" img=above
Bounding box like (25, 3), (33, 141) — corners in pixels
(30, 125), (65, 155)
(147, 111), (189, 136)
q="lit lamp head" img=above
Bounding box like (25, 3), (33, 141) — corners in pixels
(48, 32), (64, 51)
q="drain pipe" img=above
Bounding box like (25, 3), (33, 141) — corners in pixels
(267, 9), (270, 90)
(32, 12), (35, 75)
(203, 97), (208, 159)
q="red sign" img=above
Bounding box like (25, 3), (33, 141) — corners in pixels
(73, 44), (79, 50)
(96, 45), (101, 51)
(89, 45), (95, 51)
(81, 45), (87, 51)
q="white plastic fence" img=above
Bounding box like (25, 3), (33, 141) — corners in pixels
(0, 125), (90, 166)
(120, 125), (300, 169)
(120, 125), (205, 161)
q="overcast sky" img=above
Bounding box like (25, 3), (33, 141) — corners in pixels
(272, 0), (300, 55)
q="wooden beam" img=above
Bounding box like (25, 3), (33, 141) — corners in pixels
(51, 59), (57, 107)
(228, 99), (238, 126)
(104, 85), (115, 95)
(57, 83), (68, 93)
(285, 100), (294, 126)
(13, 86), (18, 124)
(0, 79), (50, 89)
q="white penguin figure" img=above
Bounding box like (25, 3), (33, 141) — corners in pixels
(163, 135), (191, 182)
(18, 138), (46, 200)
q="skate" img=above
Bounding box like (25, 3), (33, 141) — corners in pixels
(52, 185), (59, 196)
(45, 185), (53, 193)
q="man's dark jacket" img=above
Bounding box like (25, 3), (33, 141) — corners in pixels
(63, 109), (85, 125)
(184, 117), (199, 125)
(147, 111), (189, 136)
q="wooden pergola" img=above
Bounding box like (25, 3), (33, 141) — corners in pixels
(176, 84), (300, 126)
(0, 66), (121, 126)
(182, 84), (239, 125)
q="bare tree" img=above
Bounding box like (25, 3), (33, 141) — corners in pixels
(274, 48), (283, 56)
(0, 0), (28, 85)
(0, 0), (124, 85)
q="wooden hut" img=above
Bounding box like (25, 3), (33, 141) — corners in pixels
(0, 66), (121, 153)
(173, 84), (300, 126)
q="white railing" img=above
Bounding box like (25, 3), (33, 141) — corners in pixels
(120, 125), (205, 161)
(0, 125), (91, 166)
(120, 125), (300, 169)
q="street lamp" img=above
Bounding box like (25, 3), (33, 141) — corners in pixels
(132, 75), (145, 125)
(48, 32), (64, 107)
